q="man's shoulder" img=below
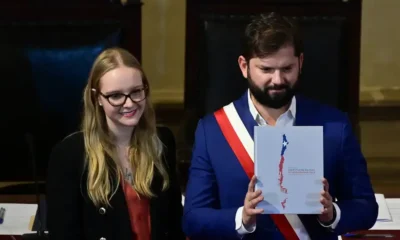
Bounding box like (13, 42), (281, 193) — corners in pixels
(297, 95), (348, 123)
(202, 111), (219, 123)
(191, 105), (231, 139)
(199, 104), (231, 126)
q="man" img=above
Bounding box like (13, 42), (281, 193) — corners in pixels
(182, 12), (378, 240)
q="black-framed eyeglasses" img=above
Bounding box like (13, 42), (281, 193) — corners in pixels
(95, 85), (149, 107)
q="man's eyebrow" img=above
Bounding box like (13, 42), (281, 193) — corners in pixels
(257, 64), (272, 69)
(257, 64), (295, 69)
(281, 64), (295, 68)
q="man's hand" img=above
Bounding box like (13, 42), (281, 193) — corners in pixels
(318, 178), (334, 224)
(242, 175), (264, 227)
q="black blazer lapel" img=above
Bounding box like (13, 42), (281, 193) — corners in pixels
(149, 169), (169, 239)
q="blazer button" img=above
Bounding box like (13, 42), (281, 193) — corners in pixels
(99, 207), (106, 215)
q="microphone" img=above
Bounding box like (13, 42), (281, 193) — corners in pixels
(21, 133), (49, 240)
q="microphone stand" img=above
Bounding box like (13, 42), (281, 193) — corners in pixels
(21, 133), (49, 240)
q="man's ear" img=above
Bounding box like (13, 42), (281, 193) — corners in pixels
(238, 55), (249, 79)
(299, 53), (304, 73)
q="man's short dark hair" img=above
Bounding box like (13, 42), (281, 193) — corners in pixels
(242, 12), (303, 61)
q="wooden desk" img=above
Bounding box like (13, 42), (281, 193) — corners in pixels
(0, 237), (21, 240)
(0, 195), (40, 239)
(1, 195), (399, 239)
(4, 233), (398, 240)
(0, 195), (42, 204)
(342, 230), (400, 239)
(4, 231), (398, 240)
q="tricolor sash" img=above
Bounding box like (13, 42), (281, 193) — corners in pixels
(214, 102), (304, 240)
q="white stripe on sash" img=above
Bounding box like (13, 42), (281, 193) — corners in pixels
(223, 103), (255, 162)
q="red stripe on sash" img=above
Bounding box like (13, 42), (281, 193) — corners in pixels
(214, 108), (299, 240)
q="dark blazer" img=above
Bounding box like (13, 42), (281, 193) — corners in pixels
(46, 126), (185, 240)
(183, 92), (378, 240)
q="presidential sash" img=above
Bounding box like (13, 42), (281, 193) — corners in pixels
(214, 102), (304, 240)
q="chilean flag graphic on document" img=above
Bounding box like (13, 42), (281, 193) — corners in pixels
(254, 126), (324, 214)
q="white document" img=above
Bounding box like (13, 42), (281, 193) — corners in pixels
(372, 198), (400, 230)
(0, 203), (37, 235)
(387, 198), (400, 210)
(386, 198), (400, 223)
(375, 193), (392, 222)
(338, 198), (400, 239)
(254, 126), (324, 214)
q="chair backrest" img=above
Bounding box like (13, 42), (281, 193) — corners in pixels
(0, 38), (36, 181)
(0, 1), (142, 182)
(184, 0), (362, 126)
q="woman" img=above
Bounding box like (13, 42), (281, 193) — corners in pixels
(46, 47), (185, 240)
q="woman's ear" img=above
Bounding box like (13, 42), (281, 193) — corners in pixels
(91, 88), (102, 106)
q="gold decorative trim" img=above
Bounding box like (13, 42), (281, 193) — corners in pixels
(360, 87), (400, 106)
(151, 89), (184, 104)
(0, 181), (45, 188)
(150, 87), (400, 106)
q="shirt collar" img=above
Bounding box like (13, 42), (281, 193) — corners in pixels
(247, 89), (296, 121)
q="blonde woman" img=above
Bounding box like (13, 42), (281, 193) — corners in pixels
(46, 47), (185, 240)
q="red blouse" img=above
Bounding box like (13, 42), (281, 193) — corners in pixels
(121, 179), (151, 240)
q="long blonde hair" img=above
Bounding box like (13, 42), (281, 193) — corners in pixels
(81, 47), (169, 207)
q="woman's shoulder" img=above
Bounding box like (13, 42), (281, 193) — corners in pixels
(156, 126), (176, 168)
(156, 125), (175, 147)
(49, 131), (85, 167)
(53, 131), (84, 153)
(156, 125), (176, 156)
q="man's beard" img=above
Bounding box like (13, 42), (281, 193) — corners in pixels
(248, 71), (298, 109)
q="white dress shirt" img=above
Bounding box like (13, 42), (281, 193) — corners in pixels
(234, 90), (341, 239)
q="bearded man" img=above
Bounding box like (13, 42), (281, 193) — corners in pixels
(182, 12), (378, 240)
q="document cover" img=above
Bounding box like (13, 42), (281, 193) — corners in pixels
(254, 126), (324, 214)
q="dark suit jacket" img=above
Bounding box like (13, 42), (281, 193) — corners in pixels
(46, 126), (185, 240)
(183, 92), (378, 240)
